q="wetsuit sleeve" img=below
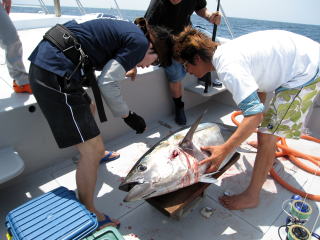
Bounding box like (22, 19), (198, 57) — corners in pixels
(97, 59), (128, 117)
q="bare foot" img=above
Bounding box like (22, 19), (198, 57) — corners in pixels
(219, 191), (259, 210)
(95, 211), (120, 229)
(247, 140), (258, 148)
(105, 151), (120, 159)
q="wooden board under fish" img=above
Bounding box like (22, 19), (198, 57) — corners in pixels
(146, 151), (240, 219)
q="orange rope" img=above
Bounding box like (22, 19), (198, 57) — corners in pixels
(231, 111), (320, 201)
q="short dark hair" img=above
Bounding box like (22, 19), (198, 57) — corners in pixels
(173, 26), (218, 64)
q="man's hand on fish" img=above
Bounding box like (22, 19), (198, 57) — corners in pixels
(199, 144), (229, 173)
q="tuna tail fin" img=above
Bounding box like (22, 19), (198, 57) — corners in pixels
(179, 109), (207, 148)
(199, 172), (220, 184)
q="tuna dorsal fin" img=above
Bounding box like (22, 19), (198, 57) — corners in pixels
(179, 109), (207, 148)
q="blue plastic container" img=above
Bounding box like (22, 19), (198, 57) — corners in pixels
(6, 186), (98, 240)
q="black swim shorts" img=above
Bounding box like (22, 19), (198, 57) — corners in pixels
(29, 63), (100, 148)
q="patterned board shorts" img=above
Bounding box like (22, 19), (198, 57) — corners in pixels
(259, 76), (320, 139)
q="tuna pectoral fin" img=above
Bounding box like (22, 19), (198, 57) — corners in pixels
(199, 172), (220, 184)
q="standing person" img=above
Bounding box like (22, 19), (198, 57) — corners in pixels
(0, 0), (31, 93)
(28, 18), (160, 228)
(144, 0), (221, 125)
(173, 27), (320, 210)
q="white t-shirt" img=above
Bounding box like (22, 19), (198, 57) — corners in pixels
(212, 30), (320, 105)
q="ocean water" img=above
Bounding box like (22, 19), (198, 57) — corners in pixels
(12, 5), (320, 42)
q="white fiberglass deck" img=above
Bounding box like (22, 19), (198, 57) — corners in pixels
(1, 101), (320, 240)
(1, 13), (320, 240)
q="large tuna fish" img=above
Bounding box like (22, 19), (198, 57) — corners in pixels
(119, 113), (237, 202)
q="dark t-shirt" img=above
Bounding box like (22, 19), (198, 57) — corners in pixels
(29, 18), (149, 81)
(144, 0), (207, 34)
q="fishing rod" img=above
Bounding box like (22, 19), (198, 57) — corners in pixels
(212, 0), (220, 42)
(201, 0), (221, 93)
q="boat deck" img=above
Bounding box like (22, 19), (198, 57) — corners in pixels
(1, 13), (320, 240)
(1, 99), (320, 240)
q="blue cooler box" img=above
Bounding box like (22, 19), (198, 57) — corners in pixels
(6, 186), (98, 240)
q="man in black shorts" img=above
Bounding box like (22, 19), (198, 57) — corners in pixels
(28, 17), (160, 228)
(145, 0), (221, 125)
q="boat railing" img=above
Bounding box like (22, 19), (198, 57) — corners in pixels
(12, 0), (121, 17)
(110, 0), (123, 20)
(38, 0), (49, 14)
(75, 0), (86, 15)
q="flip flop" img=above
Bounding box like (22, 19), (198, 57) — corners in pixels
(98, 214), (120, 229)
(100, 151), (120, 164)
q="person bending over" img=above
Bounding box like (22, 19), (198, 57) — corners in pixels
(28, 17), (161, 228)
(173, 26), (320, 210)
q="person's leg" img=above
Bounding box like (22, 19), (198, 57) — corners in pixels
(171, 81), (186, 125)
(76, 137), (120, 228)
(75, 136), (107, 220)
(169, 81), (182, 99)
(165, 59), (187, 125)
(29, 64), (119, 227)
(220, 77), (320, 210)
(170, 81), (186, 124)
(0, 4), (29, 87)
(219, 132), (278, 210)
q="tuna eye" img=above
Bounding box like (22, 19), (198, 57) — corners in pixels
(137, 164), (147, 172)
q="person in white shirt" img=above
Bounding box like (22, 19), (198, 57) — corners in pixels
(173, 27), (320, 210)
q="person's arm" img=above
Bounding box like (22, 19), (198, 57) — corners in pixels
(200, 91), (265, 172)
(258, 92), (267, 104)
(98, 59), (146, 134)
(2, 0), (11, 14)
(98, 59), (129, 118)
(200, 113), (263, 173)
(195, 8), (221, 25)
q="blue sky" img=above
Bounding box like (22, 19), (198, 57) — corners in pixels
(15, 0), (320, 25)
